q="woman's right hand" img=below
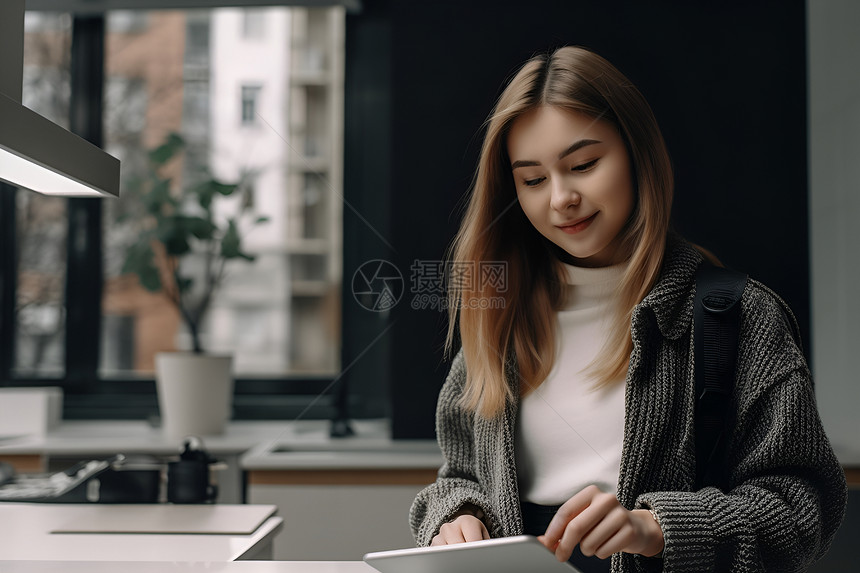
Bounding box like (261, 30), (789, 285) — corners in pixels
(430, 515), (490, 545)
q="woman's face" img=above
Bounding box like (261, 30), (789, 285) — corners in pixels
(507, 105), (635, 268)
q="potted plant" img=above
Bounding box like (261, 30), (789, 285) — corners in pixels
(121, 132), (267, 438)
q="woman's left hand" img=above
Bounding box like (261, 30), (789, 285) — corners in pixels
(538, 485), (664, 561)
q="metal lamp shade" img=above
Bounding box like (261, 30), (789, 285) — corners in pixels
(0, 93), (120, 198)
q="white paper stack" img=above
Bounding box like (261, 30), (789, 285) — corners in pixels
(0, 387), (63, 437)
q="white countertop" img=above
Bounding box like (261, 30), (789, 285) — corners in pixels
(0, 420), (297, 456)
(0, 419), (444, 471)
(0, 503), (283, 561)
(0, 562), (376, 573)
(240, 419), (442, 470)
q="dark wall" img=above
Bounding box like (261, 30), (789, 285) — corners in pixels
(340, 0), (394, 419)
(343, 1), (808, 439)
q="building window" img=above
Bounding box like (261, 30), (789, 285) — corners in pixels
(241, 8), (265, 39)
(241, 85), (261, 125)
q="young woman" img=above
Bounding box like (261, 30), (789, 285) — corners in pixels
(409, 46), (847, 573)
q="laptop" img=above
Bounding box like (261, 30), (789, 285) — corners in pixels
(363, 535), (584, 573)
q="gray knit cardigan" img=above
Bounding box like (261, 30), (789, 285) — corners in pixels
(409, 240), (847, 572)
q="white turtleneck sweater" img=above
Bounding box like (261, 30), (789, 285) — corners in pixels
(515, 262), (627, 505)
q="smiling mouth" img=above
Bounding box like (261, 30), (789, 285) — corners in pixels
(557, 212), (598, 234)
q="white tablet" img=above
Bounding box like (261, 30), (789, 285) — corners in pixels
(363, 535), (584, 573)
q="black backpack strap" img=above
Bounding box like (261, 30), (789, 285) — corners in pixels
(694, 263), (747, 490)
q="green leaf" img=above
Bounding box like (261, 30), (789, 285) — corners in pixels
(255, 216), (270, 225)
(121, 242), (162, 293)
(212, 181), (237, 196)
(143, 177), (175, 215)
(220, 219), (243, 259)
(138, 264), (162, 292)
(191, 179), (237, 210)
(148, 133), (185, 166)
(121, 240), (151, 273)
(157, 215), (191, 256)
(191, 181), (215, 211)
(184, 216), (216, 240)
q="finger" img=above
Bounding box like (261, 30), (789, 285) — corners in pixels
(460, 518), (488, 542)
(444, 526), (467, 545)
(543, 488), (596, 549)
(578, 508), (627, 557)
(591, 522), (635, 560)
(540, 536), (560, 556)
(553, 503), (611, 559)
(556, 493), (624, 561)
(438, 522), (467, 545)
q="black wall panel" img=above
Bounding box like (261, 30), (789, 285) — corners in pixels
(344, 1), (807, 439)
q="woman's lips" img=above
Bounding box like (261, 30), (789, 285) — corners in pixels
(557, 212), (598, 234)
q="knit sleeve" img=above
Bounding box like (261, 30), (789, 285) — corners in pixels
(409, 348), (495, 546)
(635, 282), (848, 572)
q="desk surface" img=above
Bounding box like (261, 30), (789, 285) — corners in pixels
(0, 419), (442, 472)
(0, 503), (283, 561)
(0, 563), (376, 573)
(49, 503), (275, 534)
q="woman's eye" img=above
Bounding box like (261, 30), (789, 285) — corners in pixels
(524, 177), (545, 187)
(572, 158), (599, 172)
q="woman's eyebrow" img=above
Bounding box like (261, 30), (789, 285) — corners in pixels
(510, 138), (602, 170)
(558, 138), (601, 160)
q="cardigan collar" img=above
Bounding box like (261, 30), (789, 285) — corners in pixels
(633, 236), (704, 340)
(501, 237), (704, 412)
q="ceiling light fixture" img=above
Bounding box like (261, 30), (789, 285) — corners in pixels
(0, 0), (120, 198)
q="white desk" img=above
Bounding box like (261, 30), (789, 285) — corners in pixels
(0, 503), (283, 561)
(0, 563), (376, 573)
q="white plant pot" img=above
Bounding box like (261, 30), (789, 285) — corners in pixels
(155, 352), (234, 440)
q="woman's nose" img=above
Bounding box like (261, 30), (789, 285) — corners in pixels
(549, 178), (581, 211)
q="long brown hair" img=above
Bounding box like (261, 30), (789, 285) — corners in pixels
(445, 46), (674, 418)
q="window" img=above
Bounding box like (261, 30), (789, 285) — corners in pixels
(4, 6), (347, 418)
(14, 12), (72, 378)
(241, 8), (266, 39)
(241, 85), (261, 125)
(102, 8), (343, 378)
(14, 192), (68, 377)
